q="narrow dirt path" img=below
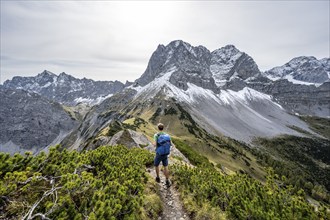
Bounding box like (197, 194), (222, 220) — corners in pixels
(149, 169), (189, 220)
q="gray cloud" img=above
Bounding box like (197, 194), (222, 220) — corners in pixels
(1, 1), (329, 83)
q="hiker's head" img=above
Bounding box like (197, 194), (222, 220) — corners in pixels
(157, 123), (164, 131)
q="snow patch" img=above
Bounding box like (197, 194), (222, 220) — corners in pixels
(265, 75), (281, 81)
(218, 87), (283, 109)
(41, 82), (52, 88)
(132, 67), (177, 97)
(284, 75), (322, 87)
(74, 94), (113, 106)
(266, 74), (323, 87)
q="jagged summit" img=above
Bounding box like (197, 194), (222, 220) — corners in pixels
(38, 70), (57, 77)
(135, 40), (212, 87)
(266, 56), (330, 84)
(212, 44), (240, 56)
(135, 40), (261, 92)
(4, 70), (125, 106)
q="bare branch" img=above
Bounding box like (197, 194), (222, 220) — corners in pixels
(30, 213), (51, 220)
(18, 176), (49, 185)
(21, 186), (62, 220)
(82, 164), (95, 170)
(1, 195), (11, 204)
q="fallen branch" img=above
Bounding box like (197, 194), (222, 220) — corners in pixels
(21, 186), (62, 220)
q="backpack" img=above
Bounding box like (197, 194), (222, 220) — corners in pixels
(156, 133), (171, 156)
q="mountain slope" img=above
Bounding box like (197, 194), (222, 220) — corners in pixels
(3, 70), (126, 106)
(132, 69), (317, 142)
(0, 86), (79, 154)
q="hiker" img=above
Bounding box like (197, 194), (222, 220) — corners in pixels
(154, 123), (173, 186)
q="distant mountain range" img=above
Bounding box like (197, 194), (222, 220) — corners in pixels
(266, 56), (329, 84)
(3, 70), (128, 106)
(1, 40), (329, 153)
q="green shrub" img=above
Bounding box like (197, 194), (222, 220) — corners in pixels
(0, 145), (154, 219)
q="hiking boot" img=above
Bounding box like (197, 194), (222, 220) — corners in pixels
(165, 179), (171, 187)
(155, 176), (160, 183)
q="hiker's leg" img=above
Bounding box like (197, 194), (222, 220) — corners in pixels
(163, 156), (169, 180)
(155, 166), (160, 177)
(154, 155), (160, 178)
(164, 166), (169, 180)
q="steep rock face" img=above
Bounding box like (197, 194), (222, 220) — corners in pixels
(0, 87), (78, 154)
(211, 45), (261, 87)
(3, 70), (125, 106)
(135, 40), (218, 92)
(61, 89), (138, 151)
(248, 80), (330, 117)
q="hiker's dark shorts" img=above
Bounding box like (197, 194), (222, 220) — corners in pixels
(154, 154), (168, 167)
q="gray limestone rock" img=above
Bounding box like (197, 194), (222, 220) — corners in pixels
(135, 40), (218, 92)
(109, 129), (153, 148)
(0, 87), (78, 154)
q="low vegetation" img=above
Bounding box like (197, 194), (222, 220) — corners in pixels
(172, 138), (211, 167)
(0, 145), (158, 220)
(172, 164), (328, 219)
(253, 135), (330, 203)
(299, 116), (330, 139)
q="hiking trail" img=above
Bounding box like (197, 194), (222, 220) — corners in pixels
(148, 169), (190, 220)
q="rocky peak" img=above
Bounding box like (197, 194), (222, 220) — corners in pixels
(135, 40), (211, 86)
(265, 56), (330, 84)
(35, 70), (56, 84)
(58, 72), (75, 83)
(38, 70), (56, 78)
(321, 58), (330, 67)
(210, 44), (260, 88)
(212, 44), (241, 59)
(135, 40), (216, 92)
(135, 40), (262, 92)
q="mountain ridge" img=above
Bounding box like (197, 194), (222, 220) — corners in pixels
(3, 70), (126, 106)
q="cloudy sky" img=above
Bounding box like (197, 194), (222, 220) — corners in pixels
(1, 1), (329, 83)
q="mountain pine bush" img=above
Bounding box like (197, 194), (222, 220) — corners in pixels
(0, 145), (154, 220)
(172, 165), (329, 219)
